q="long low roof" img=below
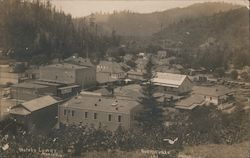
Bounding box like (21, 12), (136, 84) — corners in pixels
(10, 95), (58, 115)
(192, 86), (233, 97)
(11, 82), (48, 89)
(41, 63), (88, 70)
(152, 72), (188, 88)
(61, 94), (139, 114)
(175, 94), (205, 110)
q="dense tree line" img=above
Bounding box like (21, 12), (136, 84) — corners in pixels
(154, 7), (250, 70)
(0, 0), (120, 64)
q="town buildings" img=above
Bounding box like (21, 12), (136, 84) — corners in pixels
(152, 72), (192, 95)
(10, 82), (56, 101)
(0, 65), (23, 85)
(192, 86), (234, 105)
(97, 61), (126, 79)
(175, 94), (205, 110)
(58, 92), (140, 131)
(10, 95), (59, 130)
(40, 63), (96, 88)
(96, 61), (126, 84)
(127, 70), (144, 81)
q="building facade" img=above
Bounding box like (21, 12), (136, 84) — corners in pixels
(58, 93), (140, 131)
(192, 86), (233, 105)
(10, 82), (56, 101)
(0, 65), (22, 85)
(97, 61), (126, 79)
(40, 63), (96, 88)
(10, 95), (59, 130)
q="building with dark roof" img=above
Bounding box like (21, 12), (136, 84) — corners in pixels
(10, 95), (59, 131)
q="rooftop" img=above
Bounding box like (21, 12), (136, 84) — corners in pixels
(61, 94), (139, 114)
(96, 72), (119, 84)
(114, 84), (143, 100)
(10, 95), (58, 115)
(175, 95), (205, 110)
(41, 63), (88, 70)
(11, 82), (48, 89)
(33, 80), (63, 86)
(192, 86), (233, 97)
(152, 72), (188, 88)
(127, 70), (144, 76)
(98, 61), (124, 73)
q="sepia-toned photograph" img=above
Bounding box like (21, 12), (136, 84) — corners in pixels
(0, 0), (249, 157)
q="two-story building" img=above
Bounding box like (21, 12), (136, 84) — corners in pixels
(96, 61), (126, 84)
(58, 92), (140, 131)
(39, 63), (96, 89)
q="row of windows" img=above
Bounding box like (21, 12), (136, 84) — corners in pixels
(63, 110), (122, 122)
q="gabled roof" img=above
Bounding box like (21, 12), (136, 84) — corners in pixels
(22, 95), (58, 112)
(10, 95), (58, 115)
(152, 72), (189, 88)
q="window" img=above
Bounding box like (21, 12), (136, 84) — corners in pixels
(85, 112), (88, 118)
(94, 113), (97, 119)
(64, 110), (67, 115)
(55, 75), (58, 79)
(72, 110), (75, 117)
(108, 114), (112, 121)
(118, 115), (122, 122)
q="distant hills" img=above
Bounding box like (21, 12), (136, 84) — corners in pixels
(153, 7), (249, 69)
(83, 2), (243, 36)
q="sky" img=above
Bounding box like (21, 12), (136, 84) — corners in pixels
(50, 0), (249, 17)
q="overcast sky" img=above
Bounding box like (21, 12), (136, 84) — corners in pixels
(50, 0), (249, 17)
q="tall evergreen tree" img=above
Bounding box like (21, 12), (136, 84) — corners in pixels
(136, 56), (163, 131)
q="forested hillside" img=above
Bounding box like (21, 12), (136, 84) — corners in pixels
(84, 2), (242, 37)
(0, 0), (120, 64)
(153, 7), (250, 70)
